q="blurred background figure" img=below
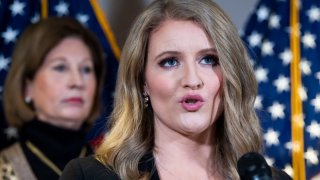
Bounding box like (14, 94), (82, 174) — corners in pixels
(0, 17), (105, 180)
(0, 0), (119, 151)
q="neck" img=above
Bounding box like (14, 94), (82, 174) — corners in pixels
(20, 119), (88, 159)
(37, 116), (83, 130)
(154, 125), (219, 179)
(154, 121), (214, 158)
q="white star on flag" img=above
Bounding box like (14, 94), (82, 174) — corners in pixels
(54, 1), (69, 16)
(1, 27), (19, 44)
(261, 40), (274, 56)
(76, 13), (90, 25)
(299, 86), (308, 101)
(285, 141), (293, 151)
(255, 66), (269, 83)
(302, 32), (316, 48)
(31, 13), (40, 24)
(305, 147), (319, 165)
(268, 101), (285, 120)
(306, 120), (320, 139)
(300, 58), (312, 75)
(257, 6), (269, 22)
(0, 55), (10, 71)
(264, 128), (280, 146)
(307, 6), (320, 22)
(311, 94), (320, 112)
(9, 0), (26, 16)
(269, 14), (281, 29)
(273, 75), (290, 93)
(283, 164), (293, 178)
(279, 49), (292, 65)
(248, 31), (262, 47)
(254, 95), (263, 109)
(265, 156), (275, 166)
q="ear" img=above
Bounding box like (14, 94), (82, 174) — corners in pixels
(24, 79), (33, 102)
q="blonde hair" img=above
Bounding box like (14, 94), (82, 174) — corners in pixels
(4, 17), (105, 128)
(97, 0), (262, 179)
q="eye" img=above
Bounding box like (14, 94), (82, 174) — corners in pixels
(53, 64), (67, 72)
(159, 57), (179, 68)
(80, 66), (94, 74)
(199, 55), (219, 66)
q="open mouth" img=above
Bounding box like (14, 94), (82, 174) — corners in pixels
(185, 99), (198, 104)
(180, 95), (204, 111)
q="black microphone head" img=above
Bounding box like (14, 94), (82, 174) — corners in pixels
(237, 152), (272, 180)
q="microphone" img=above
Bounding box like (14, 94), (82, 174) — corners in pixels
(237, 152), (272, 180)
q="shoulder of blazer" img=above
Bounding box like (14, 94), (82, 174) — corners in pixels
(61, 155), (120, 180)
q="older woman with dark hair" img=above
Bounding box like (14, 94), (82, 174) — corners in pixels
(0, 17), (105, 180)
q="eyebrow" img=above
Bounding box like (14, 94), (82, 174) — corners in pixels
(43, 56), (67, 66)
(154, 48), (218, 60)
(198, 48), (218, 55)
(154, 51), (180, 60)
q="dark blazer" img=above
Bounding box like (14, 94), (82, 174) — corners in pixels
(60, 156), (122, 180)
(60, 154), (160, 180)
(60, 155), (292, 180)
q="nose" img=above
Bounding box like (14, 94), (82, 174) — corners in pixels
(69, 69), (84, 89)
(181, 62), (204, 90)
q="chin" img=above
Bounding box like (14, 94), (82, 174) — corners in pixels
(61, 110), (89, 120)
(180, 124), (210, 135)
(58, 114), (87, 126)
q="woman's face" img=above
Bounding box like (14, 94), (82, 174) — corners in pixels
(145, 20), (223, 137)
(26, 37), (96, 130)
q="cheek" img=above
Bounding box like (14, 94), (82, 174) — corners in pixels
(86, 77), (96, 92)
(148, 82), (171, 102)
(205, 71), (224, 111)
(209, 83), (223, 110)
(31, 81), (61, 113)
(146, 73), (176, 102)
(86, 82), (96, 101)
(214, 77), (224, 117)
(35, 76), (61, 98)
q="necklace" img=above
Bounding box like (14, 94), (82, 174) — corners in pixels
(26, 140), (87, 175)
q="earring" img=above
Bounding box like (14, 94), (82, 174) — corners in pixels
(25, 96), (31, 104)
(143, 91), (149, 108)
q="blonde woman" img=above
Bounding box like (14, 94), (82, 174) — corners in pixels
(61, 0), (291, 179)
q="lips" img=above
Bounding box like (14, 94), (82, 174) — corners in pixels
(63, 97), (84, 105)
(180, 94), (204, 111)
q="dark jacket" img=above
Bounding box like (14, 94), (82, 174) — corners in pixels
(0, 120), (92, 180)
(60, 155), (292, 180)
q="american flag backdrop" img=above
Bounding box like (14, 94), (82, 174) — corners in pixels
(0, 0), (119, 150)
(242, 0), (320, 179)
